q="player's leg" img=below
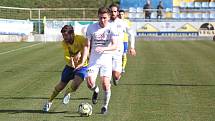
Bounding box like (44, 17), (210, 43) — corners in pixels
(122, 42), (128, 73)
(63, 75), (83, 104)
(43, 81), (67, 112)
(49, 82), (67, 102)
(86, 65), (99, 104)
(100, 56), (112, 114)
(63, 66), (87, 104)
(112, 54), (123, 86)
(122, 53), (127, 72)
(100, 76), (111, 114)
(43, 65), (74, 112)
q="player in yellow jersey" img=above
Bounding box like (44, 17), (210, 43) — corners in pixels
(43, 25), (89, 112)
(119, 9), (136, 73)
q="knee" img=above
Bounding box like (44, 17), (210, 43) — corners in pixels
(87, 78), (94, 89)
(112, 71), (121, 80)
(71, 78), (83, 92)
(87, 83), (92, 89)
(55, 81), (67, 91)
(102, 79), (111, 91)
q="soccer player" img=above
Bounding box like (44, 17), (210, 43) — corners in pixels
(43, 25), (89, 112)
(86, 7), (118, 114)
(109, 3), (136, 86)
(119, 9), (132, 73)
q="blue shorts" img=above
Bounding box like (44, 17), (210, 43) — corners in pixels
(123, 42), (128, 53)
(61, 65), (88, 84)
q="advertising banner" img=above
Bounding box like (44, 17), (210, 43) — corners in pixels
(0, 19), (33, 35)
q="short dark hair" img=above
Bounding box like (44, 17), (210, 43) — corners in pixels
(98, 7), (111, 15)
(119, 9), (125, 13)
(109, 3), (120, 11)
(61, 25), (74, 34)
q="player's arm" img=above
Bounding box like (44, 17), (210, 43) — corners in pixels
(126, 24), (136, 56)
(75, 38), (90, 69)
(62, 42), (73, 65)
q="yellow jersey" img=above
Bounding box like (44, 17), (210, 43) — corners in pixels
(62, 35), (88, 67)
(123, 19), (132, 42)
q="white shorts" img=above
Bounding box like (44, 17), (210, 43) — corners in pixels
(112, 52), (123, 73)
(87, 53), (112, 79)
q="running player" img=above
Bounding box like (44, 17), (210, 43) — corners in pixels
(86, 7), (118, 114)
(43, 25), (89, 112)
(109, 3), (136, 86)
(119, 9), (133, 73)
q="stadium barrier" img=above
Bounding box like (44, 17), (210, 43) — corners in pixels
(0, 19), (33, 35)
(137, 36), (213, 41)
(0, 5), (215, 42)
(0, 6), (98, 34)
(132, 21), (215, 38)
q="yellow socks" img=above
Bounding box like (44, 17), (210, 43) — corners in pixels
(122, 54), (127, 70)
(65, 86), (75, 95)
(48, 88), (60, 102)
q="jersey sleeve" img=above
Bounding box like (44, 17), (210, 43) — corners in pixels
(125, 20), (135, 49)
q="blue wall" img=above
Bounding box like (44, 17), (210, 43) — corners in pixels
(120, 0), (173, 9)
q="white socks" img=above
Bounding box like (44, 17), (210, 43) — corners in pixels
(91, 85), (99, 93)
(103, 90), (111, 108)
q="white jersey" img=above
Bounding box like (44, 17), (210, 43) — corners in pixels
(111, 18), (135, 50)
(86, 22), (118, 56)
(86, 22), (118, 78)
(110, 18), (129, 54)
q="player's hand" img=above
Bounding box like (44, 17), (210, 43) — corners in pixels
(73, 52), (81, 63)
(70, 57), (75, 68)
(95, 47), (104, 54)
(75, 63), (84, 70)
(129, 48), (136, 56)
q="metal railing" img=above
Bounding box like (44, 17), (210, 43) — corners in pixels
(0, 6), (98, 20)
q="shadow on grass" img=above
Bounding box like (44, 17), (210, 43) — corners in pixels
(64, 112), (105, 118)
(0, 109), (67, 114)
(64, 115), (84, 118)
(0, 97), (90, 100)
(120, 83), (215, 87)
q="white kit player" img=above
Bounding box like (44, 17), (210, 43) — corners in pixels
(109, 3), (136, 86)
(86, 7), (118, 114)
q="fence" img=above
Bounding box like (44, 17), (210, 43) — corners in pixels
(0, 6), (98, 34)
(0, 6), (98, 20)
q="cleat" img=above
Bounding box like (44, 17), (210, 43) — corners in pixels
(63, 93), (71, 104)
(113, 78), (119, 86)
(112, 76), (121, 86)
(92, 91), (98, 104)
(43, 101), (52, 112)
(101, 107), (108, 114)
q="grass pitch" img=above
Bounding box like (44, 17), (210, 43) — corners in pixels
(0, 40), (215, 121)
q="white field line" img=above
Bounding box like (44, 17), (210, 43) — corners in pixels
(0, 43), (42, 55)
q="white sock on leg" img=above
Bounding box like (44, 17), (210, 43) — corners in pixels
(103, 90), (111, 108)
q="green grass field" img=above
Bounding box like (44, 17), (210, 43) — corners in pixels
(0, 40), (215, 121)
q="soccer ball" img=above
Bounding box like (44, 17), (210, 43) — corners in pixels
(78, 102), (92, 116)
